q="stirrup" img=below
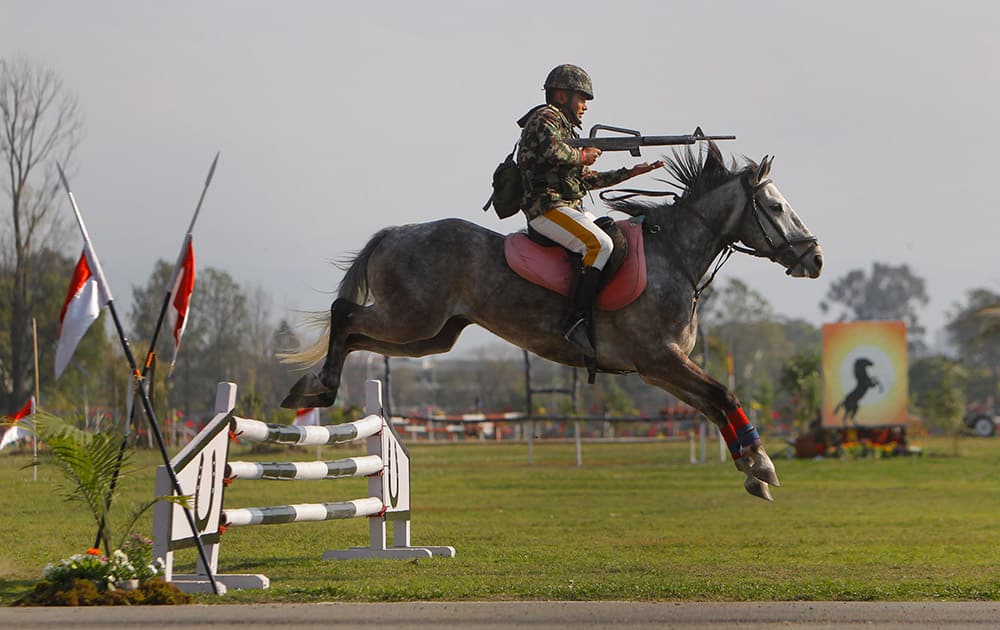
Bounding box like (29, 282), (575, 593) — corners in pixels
(563, 317), (595, 359)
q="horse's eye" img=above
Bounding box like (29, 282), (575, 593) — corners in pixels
(770, 203), (783, 213)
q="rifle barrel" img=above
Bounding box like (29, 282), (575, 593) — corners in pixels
(639, 135), (701, 145)
(566, 133), (736, 150)
(644, 134), (736, 144)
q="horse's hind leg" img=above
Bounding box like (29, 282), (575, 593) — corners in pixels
(282, 298), (357, 409)
(345, 317), (472, 357)
(639, 344), (779, 501)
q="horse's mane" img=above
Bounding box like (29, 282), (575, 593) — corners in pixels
(605, 141), (760, 216)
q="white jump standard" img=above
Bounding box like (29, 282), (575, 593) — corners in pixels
(152, 379), (454, 594)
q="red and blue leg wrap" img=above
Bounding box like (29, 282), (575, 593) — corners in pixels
(726, 407), (759, 448)
(720, 423), (742, 458)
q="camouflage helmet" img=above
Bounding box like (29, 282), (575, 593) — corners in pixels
(544, 64), (594, 100)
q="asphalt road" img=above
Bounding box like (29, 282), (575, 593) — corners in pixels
(2, 601), (1000, 629)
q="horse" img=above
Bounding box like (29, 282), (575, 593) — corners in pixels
(281, 142), (824, 501)
(834, 358), (882, 424)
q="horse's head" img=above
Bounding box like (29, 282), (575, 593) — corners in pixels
(604, 143), (823, 281)
(732, 156), (824, 278)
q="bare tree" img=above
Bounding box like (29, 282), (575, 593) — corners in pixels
(0, 57), (84, 408)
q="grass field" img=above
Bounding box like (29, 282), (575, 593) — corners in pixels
(2, 434), (999, 604)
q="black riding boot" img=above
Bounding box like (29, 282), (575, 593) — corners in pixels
(560, 266), (602, 358)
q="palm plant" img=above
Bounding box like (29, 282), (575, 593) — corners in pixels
(31, 411), (169, 556)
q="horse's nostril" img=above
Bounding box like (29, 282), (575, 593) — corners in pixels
(814, 254), (823, 271)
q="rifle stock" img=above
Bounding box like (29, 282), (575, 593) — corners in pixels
(566, 125), (735, 157)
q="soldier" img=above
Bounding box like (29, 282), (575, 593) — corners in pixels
(517, 64), (664, 358)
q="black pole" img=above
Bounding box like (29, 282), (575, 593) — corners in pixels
(383, 355), (391, 417)
(572, 367), (579, 415)
(96, 295), (172, 550)
(56, 163), (219, 595)
(105, 300), (220, 594)
(94, 154), (217, 556)
(523, 350), (532, 416)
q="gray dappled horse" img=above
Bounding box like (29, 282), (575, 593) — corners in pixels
(282, 143), (823, 501)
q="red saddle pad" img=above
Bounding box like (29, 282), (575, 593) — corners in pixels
(504, 219), (647, 311)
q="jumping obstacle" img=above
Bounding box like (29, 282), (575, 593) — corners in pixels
(152, 379), (454, 594)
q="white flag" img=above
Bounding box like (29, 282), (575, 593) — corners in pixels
(55, 249), (110, 379)
(0, 424), (29, 451)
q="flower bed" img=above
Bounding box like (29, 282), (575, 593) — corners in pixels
(14, 536), (190, 606)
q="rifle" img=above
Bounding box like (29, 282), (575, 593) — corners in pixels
(566, 125), (735, 157)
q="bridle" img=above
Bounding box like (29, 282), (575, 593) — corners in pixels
(730, 171), (819, 276)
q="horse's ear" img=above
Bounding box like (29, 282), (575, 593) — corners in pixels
(757, 155), (773, 181)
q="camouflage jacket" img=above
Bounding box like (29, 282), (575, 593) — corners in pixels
(516, 104), (631, 220)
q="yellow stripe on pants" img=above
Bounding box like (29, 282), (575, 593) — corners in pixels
(541, 209), (607, 268)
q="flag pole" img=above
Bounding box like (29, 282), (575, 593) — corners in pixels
(156, 151), (218, 372)
(32, 318), (39, 481)
(56, 163), (220, 595)
(123, 151), (216, 446)
(104, 152), (218, 544)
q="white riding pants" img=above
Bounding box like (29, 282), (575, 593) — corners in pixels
(528, 206), (614, 270)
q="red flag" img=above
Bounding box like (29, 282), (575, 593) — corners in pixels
(4, 397), (33, 422)
(1, 397), (34, 451)
(167, 236), (195, 366)
(293, 408), (320, 426)
(55, 249), (110, 379)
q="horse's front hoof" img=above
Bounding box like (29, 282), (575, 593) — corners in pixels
(280, 373), (337, 409)
(744, 476), (773, 502)
(749, 447), (781, 487)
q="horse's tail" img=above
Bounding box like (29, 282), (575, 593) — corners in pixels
(277, 312), (330, 369)
(278, 228), (394, 370)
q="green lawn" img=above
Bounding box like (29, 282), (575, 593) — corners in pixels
(2, 435), (999, 603)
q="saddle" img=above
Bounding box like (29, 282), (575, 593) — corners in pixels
(503, 218), (647, 310)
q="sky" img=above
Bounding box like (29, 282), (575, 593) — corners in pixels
(3, 1), (999, 356)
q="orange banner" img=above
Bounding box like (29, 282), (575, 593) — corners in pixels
(821, 321), (908, 427)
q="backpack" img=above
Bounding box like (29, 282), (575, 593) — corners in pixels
(482, 143), (523, 219)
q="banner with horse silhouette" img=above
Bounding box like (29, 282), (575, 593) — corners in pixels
(822, 321), (908, 427)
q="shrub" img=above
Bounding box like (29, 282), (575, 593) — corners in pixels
(13, 577), (192, 606)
